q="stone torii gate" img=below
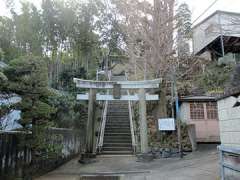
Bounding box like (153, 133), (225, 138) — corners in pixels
(73, 78), (161, 155)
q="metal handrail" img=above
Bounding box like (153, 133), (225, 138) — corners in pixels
(97, 100), (108, 152)
(128, 93), (137, 153)
(125, 73), (137, 153)
(97, 70), (111, 152)
(218, 145), (240, 180)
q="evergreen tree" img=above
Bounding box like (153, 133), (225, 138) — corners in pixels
(176, 3), (192, 58)
(4, 56), (55, 127)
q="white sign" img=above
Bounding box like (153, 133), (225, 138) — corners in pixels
(158, 118), (175, 131)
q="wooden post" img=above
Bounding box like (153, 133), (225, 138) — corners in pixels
(139, 88), (148, 153)
(86, 88), (96, 155)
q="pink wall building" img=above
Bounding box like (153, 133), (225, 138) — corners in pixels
(179, 96), (220, 143)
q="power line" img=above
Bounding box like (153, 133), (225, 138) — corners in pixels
(192, 0), (220, 24)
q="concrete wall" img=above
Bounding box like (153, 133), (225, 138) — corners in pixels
(193, 11), (240, 54)
(0, 128), (84, 179)
(180, 102), (220, 142)
(218, 95), (240, 180)
(217, 95), (240, 148)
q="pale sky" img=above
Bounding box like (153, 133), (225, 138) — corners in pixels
(0, 0), (240, 25)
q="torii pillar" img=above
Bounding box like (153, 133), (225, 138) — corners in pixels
(85, 88), (96, 156)
(139, 88), (148, 153)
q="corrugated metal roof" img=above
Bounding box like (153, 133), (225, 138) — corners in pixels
(179, 96), (216, 102)
(193, 10), (240, 29)
(217, 88), (240, 100)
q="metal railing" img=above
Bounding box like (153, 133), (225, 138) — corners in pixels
(96, 70), (111, 152)
(97, 100), (108, 152)
(218, 145), (240, 180)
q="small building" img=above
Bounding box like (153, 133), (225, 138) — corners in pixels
(193, 11), (240, 62)
(179, 96), (220, 142)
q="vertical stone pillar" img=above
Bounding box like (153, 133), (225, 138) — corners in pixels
(86, 88), (96, 154)
(139, 88), (148, 153)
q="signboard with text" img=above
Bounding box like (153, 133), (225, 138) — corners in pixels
(158, 118), (175, 131)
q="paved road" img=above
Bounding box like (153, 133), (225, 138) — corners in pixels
(36, 145), (220, 180)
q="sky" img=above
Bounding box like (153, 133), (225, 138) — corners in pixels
(0, 0), (240, 25)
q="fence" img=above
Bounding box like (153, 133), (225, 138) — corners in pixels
(218, 145), (240, 180)
(0, 128), (85, 179)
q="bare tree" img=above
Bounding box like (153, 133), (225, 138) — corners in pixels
(112, 0), (175, 79)
(112, 0), (176, 118)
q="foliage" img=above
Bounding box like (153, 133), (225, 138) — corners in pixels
(176, 3), (192, 58)
(197, 62), (234, 92)
(0, 16), (19, 61)
(176, 3), (192, 39)
(230, 64), (240, 89)
(4, 55), (55, 127)
(48, 94), (87, 129)
(58, 65), (86, 92)
(0, 71), (8, 89)
(1, 0), (115, 86)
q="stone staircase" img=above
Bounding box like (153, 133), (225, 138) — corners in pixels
(102, 101), (133, 155)
(101, 75), (133, 155)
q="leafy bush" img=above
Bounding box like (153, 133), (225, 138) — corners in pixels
(197, 62), (233, 92)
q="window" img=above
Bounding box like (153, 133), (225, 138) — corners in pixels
(190, 103), (204, 120)
(206, 102), (218, 119)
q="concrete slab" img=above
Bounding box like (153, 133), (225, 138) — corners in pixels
(35, 145), (220, 180)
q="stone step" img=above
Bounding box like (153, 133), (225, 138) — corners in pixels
(106, 118), (129, 121)
(107, 111), (129, 116)
(104, 135), (132, 142)
(106, 121), (130, 124)
(105, 129), (130, 132)
(103, 143), (132, 147)
(106, 117), (129, 120)
(105, 124), (130, 127)
(107, 112), (129, 116)
(107, 115), (129, 117)
(108, 107), (129, 110)
(104, 137), (131, 141)
(108, 109), (128, 112)
(104, 132), (131, 136)
(106, 124), (130, 127)
(103, 139), (132, 143)
(108, 104), (128, 111)
(105, 126), (130, 129)
(105, 130), (130, 134)
(101, 150), (133, 155)
(105, 125), (130, 129)
(102, 146), (133, 151)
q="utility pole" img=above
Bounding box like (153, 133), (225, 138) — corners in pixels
(172, 69), (183, 158)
